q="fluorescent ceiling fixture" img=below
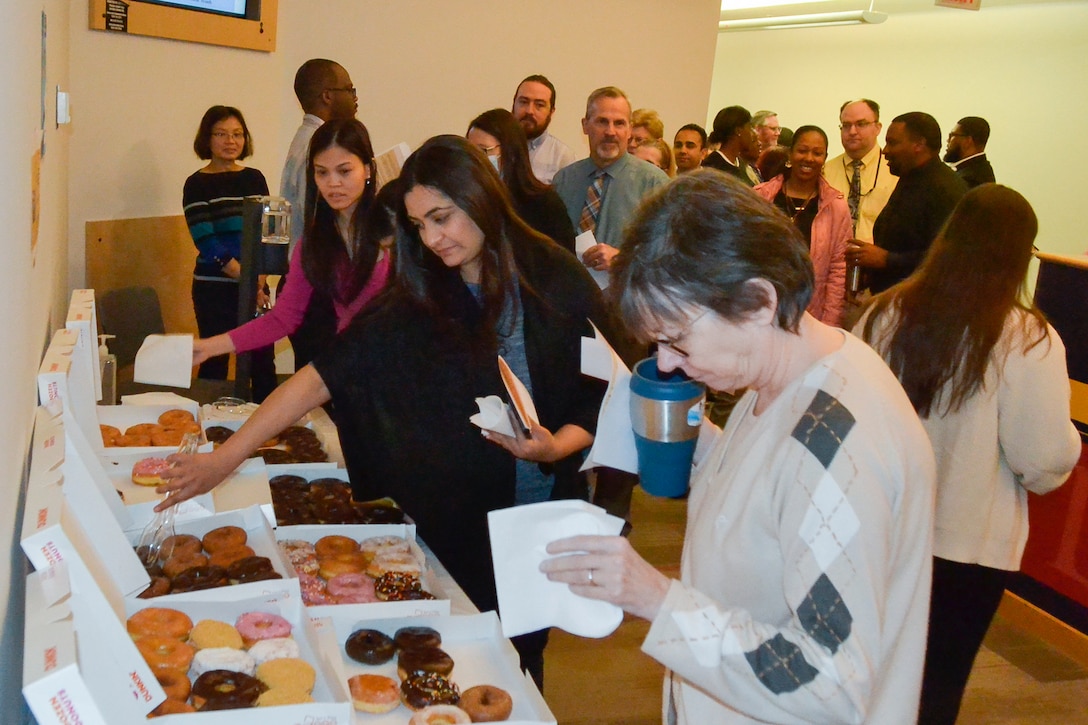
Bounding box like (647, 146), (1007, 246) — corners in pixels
(721, 0), (831, 9)
(720, 9), (887, 31)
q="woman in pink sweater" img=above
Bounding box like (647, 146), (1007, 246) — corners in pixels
(754, 125), (849, 327)
(192, 118), (391, 367)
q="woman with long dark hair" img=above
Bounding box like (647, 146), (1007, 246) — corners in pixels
(191, 118), (391, 368)
(856, 184), (1080, 724)
(467, 108), (576, 253)
(161, 135), (614, 688)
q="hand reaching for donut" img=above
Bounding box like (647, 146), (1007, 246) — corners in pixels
(155, 450), (239, 510)
(539, 534), (671, 622)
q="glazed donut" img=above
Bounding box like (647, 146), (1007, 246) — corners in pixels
(116, 433), (153, 447)
(148, 698), (196, 717)
(192, 669), (266, 710)
(126, 423), (159, 437)
(459, 685), (513, 722)
(314, 534), (359, 559)
(255, 657), (315, 693)
(127, 607), (193, 641)
(208, 545), (256, 570)
(349, 673), (401, 714)
(394, 626), (442, 651)
(367, 550), (423, 579)
(137, 576), (171, 599)
(154, 667), (191, 702)
(247, 637), (299, 665)
(135, 634), (196, 671)
(189, 619), (243, 651)
(317, 552), (369, 580)
(201, 526), (247, 553)
(162, 552), (209, 579)
(235, 611), (292, 646)
(151, 427), (185, 447)
(345, 628), (396, 665)
(100, 424), (122, 447)
(400, 672), (460, 710)
(191, 647), (257, 677)
(398, 647), (454, 681)
(359, 535), (411, 557)
(170, 565), (229, 593)
(409, 704), (472, 724)
(158, 409), (195, 427)
(257, 687), (314, 707)
(131, 457), (172, 486)
(159, 534), (202, 560)
(327, 573), (378, 604)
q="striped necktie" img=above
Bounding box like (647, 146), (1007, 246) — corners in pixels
(848, 159), (863, 229)
(578, 171), (607, 234)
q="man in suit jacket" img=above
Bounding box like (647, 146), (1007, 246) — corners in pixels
(702, 105), (759, 186)
(944, 116), (996, 188)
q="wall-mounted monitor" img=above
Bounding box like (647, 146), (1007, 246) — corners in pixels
(89, 0), (276, 52)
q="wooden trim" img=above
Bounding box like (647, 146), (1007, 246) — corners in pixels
(997, 591), (1088, 669)
(1072, 380), (1088, 427)
(1036, 251), (1088, 271)
(88, 0), (277, 53)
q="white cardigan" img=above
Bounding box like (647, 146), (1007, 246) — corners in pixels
(857, 307), (1081, 569)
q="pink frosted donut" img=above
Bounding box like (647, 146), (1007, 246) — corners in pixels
(132, 457), (172, 486)
(235, 611), (292, 646)
(327, 573), (378, 604)
(298, 573), (333, 606)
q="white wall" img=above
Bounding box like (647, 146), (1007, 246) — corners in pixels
(68, 0), (722, 290)
(0, 0), (72, 718)
(709, 1), (1088, 257)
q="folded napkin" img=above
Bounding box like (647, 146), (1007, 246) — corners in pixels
(470, 395), (517, 437)
(120, 391), (198, 408)
(133, 334), (193, 388)
(575, 230), (610, 289)
(489, 500), (626, 639)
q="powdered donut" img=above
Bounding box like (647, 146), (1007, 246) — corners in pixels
(191, 646), (256, 677)
(359, 535), (411, 557)
(247, 637), (299, 665)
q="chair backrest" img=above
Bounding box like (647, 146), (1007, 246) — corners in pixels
(97, 286), (166, 369)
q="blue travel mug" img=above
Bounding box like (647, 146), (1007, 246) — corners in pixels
(629, 357), (706, 498)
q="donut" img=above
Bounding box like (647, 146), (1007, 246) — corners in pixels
(159, 534), (202, 560)
(100, 424), (122, 447)
(116, 433), (153, 447)
(162, 552), (209, 579)
(235, 611), (292, 646)
(151, 427), (185, 447)
(137, 576), (171, 599)
(257, 687), (314, 707)
(327, 572), (377, 603)
(409, 704), (472, 724)
(208, 545), (256, 570)
(459, 685), (513, 722)
(127, 607), (193, 641)
(227, 555), (281, 584)
(191, 647), (256, 677)
(268, 474), (308, 490)
(131, 457), (172, 486)
(201, 526), (247, 553)
(359, 535), (411, 557)
(155, 668), (192, 702)
(126, 423), (159, 437)
(204, 426), (234, 444)
(258, 448), (296, 465)
(394, 626), (442, 651)
(192, 669), (266, 710)
(367, 550), (423, 579)
(158, 409), (195, 427)
(345, 628), (396, 665)
(317, 552), (369, 580)
(348, 673), (401, 714)
(400, 672), (460, 710)
(314, 535), (359, 559)
(383, 586), (438, 602)
(189, 619), (243, 651)
(255, 657), (315, 693)
(135, 634), (196, 671)
(355, 501), (406, 524)
(167, 420), (202, 435)
(170, 565), (229, 593)
(247, 637), (299, 665)
(297, 573), (333, 605)
(375, 572), (423, 600)
(398, 647), (454, 681)
(148, 698), (196, 717)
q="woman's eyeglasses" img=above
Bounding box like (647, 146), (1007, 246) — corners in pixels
(653, 310), (708, 359)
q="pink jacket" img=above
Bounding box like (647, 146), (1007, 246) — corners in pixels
(228, 241), (391, 353)
(755, 175), (850, 327)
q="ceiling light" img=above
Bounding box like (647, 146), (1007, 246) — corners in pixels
(719, 8), (887, 31)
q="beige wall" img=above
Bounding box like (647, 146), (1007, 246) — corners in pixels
(68, 0), (722, 290)
(709, 1), (1088, 257)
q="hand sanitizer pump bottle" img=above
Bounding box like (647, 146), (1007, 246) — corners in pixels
(98, 334), (117, 405)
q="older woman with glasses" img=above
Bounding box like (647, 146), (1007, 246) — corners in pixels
(541, 171), (937, 724)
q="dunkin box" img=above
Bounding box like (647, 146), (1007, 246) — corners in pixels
(96, 400), (212, 457)
(313, 612), (556, 725)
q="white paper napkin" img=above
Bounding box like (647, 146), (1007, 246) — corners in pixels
(580, 322), (639, 474)
(469, 395), (517, 437)
(133, 334), (194, 388)
(574, 230), (611, 289)
(120, 391), (199, 408)
(489, 500), (626, 639)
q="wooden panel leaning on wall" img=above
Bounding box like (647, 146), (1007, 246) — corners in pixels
(85, 215), (198, 337)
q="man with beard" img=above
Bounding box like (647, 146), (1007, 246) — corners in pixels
(944, 116), (996, 188)
(512, 74), (576, 183)
(848, 112), (967, 294)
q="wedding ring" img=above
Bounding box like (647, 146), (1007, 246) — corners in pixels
(587, 569), (595, 585)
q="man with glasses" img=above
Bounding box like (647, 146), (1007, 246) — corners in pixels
(944, 116), (996, 188)
(824, 99), (898, 244)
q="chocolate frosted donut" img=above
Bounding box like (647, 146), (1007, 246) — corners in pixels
(345, 628), (396, 665)
(400, 672), (460, 710)
(171, 565), (229, 592)
(394, 626), (442, 651)
(192, 669), (266, 710)
(204, 426), (235, 444)
(137, 576), (171, 599)
(398, 647), (454, 680)
(269, 474), (309, 491)
(355, 501), (405, 524)
(227, 556), (278, 583)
